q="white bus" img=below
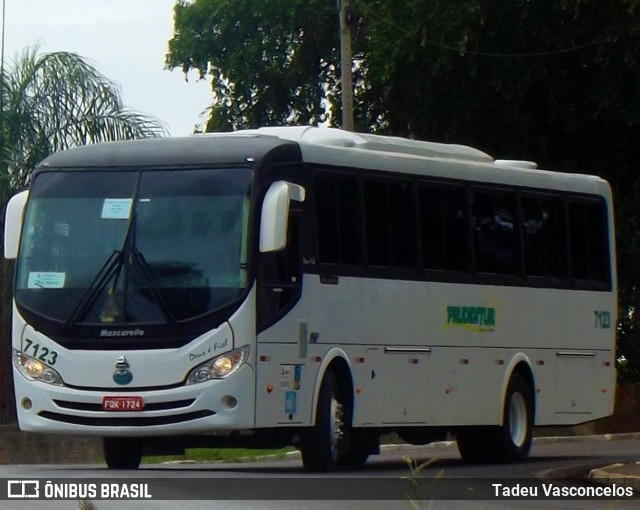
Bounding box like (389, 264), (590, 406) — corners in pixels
(4, 126), (616, 471)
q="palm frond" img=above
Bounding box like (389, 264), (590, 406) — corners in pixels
(77, 500), (97, 510)
(0, 45), (167, 193)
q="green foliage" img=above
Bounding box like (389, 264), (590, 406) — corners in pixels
(615, 179), (640, 383)
(401, 456), (443, 510)
(361, 0), (640, 168)
(167, 0), (341, 130)
(0, 46), (165, 195)
(617, 304), (640, 384)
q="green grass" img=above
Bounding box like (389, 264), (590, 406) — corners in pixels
(142, 446), (295, 465)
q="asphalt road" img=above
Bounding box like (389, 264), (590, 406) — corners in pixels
(0, 435), (638, 509)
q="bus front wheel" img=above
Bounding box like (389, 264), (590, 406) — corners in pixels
(103, 437), (143, 470)
(300, 370), (349, 471)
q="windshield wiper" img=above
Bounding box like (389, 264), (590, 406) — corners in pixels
(63, 201), (138, 333)
(131, 247), (177, 327)
(63, 249), (125, 333)
(63, 211), (178, 333)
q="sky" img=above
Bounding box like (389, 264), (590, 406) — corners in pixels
(2, 0), (213, 136)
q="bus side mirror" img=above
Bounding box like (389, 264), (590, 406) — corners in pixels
(4, 190), (29, 260)
(260, 181), (305, 253)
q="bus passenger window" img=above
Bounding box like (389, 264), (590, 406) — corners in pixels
(419, 184), (468, 272)
(364, 180), (392, 267)
(314, 174), (361, 266)
(389, 181), (417, 268)
(569, 200), (608, 283)
(363, 179), (416, 269)
(471, 190), (518, 275)
(521, 195), (567, 279)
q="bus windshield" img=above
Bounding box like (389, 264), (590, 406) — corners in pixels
(15, 167), (253, 327)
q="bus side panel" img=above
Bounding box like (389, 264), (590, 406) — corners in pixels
(256, 274), (615, 429)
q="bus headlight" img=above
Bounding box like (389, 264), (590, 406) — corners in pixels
(186, 346), (250, 385)
(14, 350), (64, 386)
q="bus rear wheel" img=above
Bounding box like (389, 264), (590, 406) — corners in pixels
(103, 437), (143, 470)
(457, 374), (533, 463)
(300, 370), (350, 471)
(493, 374), (533, 462)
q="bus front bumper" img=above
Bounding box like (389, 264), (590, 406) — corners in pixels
(13, 364), (256, 437)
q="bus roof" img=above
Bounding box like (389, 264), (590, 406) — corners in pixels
(233, 126), (494, 163)
(37, 134), (301, 169)
(36, 126), (609, 197)
(233, 126), (609, 196)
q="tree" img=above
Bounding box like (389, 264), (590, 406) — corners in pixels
(0, 47), (165, 423)
(360, 0), (640, 172)
(0, 46), (165, 197)
(166, 0), (349, 131)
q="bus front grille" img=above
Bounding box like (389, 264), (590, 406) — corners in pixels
(38, 410), (215, 427)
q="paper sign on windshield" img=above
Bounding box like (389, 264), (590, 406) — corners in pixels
(28, 272), (66, 289)
(101, 198), (132, 219)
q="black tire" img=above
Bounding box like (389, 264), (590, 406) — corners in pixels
(457, 374), (533, 464)
(300, 370), (349, 472)
(492, 374), (533, 462)
(103, 437), (143, 470)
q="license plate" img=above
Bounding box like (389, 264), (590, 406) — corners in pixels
(102, 396), (144, 412)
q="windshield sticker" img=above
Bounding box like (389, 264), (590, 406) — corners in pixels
(101, 198), (132, 219)
(28, 272), (66, 289)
